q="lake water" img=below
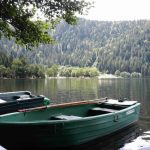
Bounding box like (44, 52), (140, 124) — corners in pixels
(0, 78), (150, 150)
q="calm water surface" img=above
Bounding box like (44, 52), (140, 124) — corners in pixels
(0, 78), (150, 150)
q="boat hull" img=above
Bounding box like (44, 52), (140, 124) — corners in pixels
(0, 102), (140, 149)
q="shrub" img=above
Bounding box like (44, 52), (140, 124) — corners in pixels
(115, 70), (121, 76)
(131, 72), (141, 78)
(120, 71), (131, 78)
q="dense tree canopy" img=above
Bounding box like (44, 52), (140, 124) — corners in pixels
(1, 19), (150, 76)
(0, 0), (92, 49)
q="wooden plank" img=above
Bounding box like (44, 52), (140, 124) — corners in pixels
(104, 99), (137, 106)
(50, 115), (82, 120)
(18, 100), (101, 112)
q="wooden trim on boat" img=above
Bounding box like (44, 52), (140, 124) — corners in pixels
(18, 99), (107, 112)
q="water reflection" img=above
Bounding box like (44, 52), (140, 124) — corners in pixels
(120, 131), (150, 150)
(0, 78), (149, 104)
(0, 78), (150, 149)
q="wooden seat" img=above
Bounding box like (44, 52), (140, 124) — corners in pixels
(90, 107), (117, 113)
(50, 114), (82, 120)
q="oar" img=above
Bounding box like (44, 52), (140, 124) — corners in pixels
(18, 105), (48, 112)
(18, 97), (108, 112)
(49, 98), (108, 108)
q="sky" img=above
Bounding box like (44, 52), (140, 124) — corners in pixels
(82, 0), (150, 21)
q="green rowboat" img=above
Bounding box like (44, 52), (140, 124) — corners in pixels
(0, 98), (140, 149)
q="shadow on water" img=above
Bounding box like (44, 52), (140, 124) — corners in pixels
(0, 123), (145, 150)
(59, 123), (141, 150)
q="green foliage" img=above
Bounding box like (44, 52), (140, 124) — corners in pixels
(1, 19), (150, 76)
(0, 64), (13, 78)
(131, 72), (141, 78)
(46, 68), (54, 77)
(4, 67), (12, 78)
(27, 64), (45, 78)
(120, 72), (131, 78)
(51, 64), (59, 76)
(0, 0), (92, 49)
(0, 56), (45, 78)
(5, 18), (147, 76)
(59, 66), (99, 77)
(59, 67), (72, 77)
(47, 64), (59, 77)
(83, 67), (99, 77)
(0, 51), (13, 67)
(11, 57), (28, 78)
(115, 70), (121, 76)
(118, 71), (141, 78)
(71, 68), (83, 77)
(0, 65), (6, 77)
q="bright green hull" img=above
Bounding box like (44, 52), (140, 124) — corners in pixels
(0, 99), (140, 149)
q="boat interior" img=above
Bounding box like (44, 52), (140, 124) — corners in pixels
(0, 101), (135, 122)
(0, 91), (34, 102)
(49, 102), (129, 120)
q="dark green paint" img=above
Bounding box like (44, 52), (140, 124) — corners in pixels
(0, 91), (47, 115)
(0, 100), (140, 149)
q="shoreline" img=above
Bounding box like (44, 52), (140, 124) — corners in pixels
(46, 74), (121, 79)
(1, 74), (145, 79)
(98, 74), (122, 79)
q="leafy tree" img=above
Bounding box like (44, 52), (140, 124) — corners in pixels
(120, 72), (131, 78)
(83, 67), (90, 77)
(47, 64), (59, 77)
(27, 64), (45, 78)
(51, 64), (59, 77)
(0, 65), (6, 77)
(89, 67), (99, 77)
(11, 58), (28, 78)
(0, 51), (13, 67)
(27, 64), (36, 77)
(71, 68), (83, 77)
(71, 68), (78, 77)
(47, 68), (54, 77)
(115, 70), (121, 76)
(59, 66), (99, 77)
(37, 66), (45, 78)
(131, 72), (141, 78)
(59, 66), (72, 77)
(4, 67), (12, 78)
(0, 0), (92, 49)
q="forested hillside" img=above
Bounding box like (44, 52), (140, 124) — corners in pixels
(0, 18), (150, 76)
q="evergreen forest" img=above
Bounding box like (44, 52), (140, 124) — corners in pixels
(0, 18), (150, 77)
